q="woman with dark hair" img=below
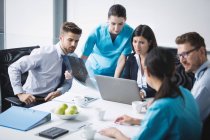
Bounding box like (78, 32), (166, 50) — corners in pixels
(122, 25), (157, 98)
(99, 47), (202, 140)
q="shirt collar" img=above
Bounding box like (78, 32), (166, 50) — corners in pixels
(55, 42), (65, 58)
(195, 60), (210, 80)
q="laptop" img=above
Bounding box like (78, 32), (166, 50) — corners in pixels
(95, 75), (141, 105)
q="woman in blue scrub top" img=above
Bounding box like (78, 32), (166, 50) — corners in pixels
(81, 4), (133, 77)
(99, 47), (202, 140)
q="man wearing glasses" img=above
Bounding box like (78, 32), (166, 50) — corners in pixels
(176, 32), (210, 123)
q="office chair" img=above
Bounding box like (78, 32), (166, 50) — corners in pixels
(121, 47), (194, 90)
(0, 46), (39, 112)
(202, 114), (210, 140)
(165, 47), (194, 90)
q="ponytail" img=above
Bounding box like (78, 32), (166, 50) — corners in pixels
(155, 76), (181, 101)
(145, 47), (183, 102)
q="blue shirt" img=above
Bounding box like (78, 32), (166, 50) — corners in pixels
(191, 60), (210, 121)
(8, 43), (73, 95)
(82, 23), (133, 76)
(132, 86), (202, 140)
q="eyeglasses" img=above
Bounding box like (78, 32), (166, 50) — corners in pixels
(177, 47), (199, 60)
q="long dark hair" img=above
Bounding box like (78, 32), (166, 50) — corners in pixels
(144, 47), (182, 100)
(131, 25), (157, 53)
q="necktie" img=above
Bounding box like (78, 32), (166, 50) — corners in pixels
(58, 55), (72, 87)
(62, 55), (71, 71)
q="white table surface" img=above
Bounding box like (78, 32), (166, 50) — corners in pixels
(0, 79), (146, 140)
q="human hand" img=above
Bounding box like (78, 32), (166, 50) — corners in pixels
(139, 91), (145, 101)
(64, 70), (73, 80)
(17, 93), (36, 104)
(44, 91), (61, 101)
(115, 115), (140, 125)
(99, 127), (127, 139)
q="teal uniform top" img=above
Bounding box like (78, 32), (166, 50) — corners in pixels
(82, 23), (133, 76)
(132, 86), (202, 140)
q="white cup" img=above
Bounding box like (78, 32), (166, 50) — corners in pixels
(132, 101), (147, 113)
(95, 108), (105, 121)
(81, 126), (96, 140)
(73, 96), (88, 107)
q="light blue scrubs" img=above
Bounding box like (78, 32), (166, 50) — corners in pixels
(82, 23), (133, 77)
(132, 86), (202, 140)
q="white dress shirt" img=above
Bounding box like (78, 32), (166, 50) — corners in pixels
(8, 43), (73, 95)
(134, 54), (147, 96)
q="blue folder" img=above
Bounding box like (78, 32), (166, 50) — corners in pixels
(0, 106), (51, 131)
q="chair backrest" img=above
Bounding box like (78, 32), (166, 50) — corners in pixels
(202, 114), (210, 140)
(122, 47), (194, 90)
(0, 46), (39, 112)
(166, 47), (194, 90)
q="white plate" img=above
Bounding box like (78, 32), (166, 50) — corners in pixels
(55, 112), (79, 120)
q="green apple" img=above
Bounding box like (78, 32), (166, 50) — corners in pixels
(65, 107), (76, 115)
(55, 107), (65, 115)
(58, 103), (68, 110)
(70, 105), (77, 112)
(54, 103), (68, 115)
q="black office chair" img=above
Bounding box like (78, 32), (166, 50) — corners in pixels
(202, 114), (210, 140)
(0, 46), (39, 112)
(121, 47), (194, 90)
(165, 47), (194, 90)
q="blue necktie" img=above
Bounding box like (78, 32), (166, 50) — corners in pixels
(62, 55), (71, 71)
(57, 55), (71, 87)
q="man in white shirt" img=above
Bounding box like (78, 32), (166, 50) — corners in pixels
(8, 22), (82, 106)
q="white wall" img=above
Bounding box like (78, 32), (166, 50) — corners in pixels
(67, 0), (114, 56)
(0, 0), (4, 50)
(67, 0), (210, 56)
(5, 0), (53, 49)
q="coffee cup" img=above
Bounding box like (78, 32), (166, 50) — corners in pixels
(132, 101), (147, 113)
(81, 126), (96, 140)
(95, 108), (105, 121)
(73, 96), (88, 107)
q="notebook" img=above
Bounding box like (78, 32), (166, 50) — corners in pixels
(0, 106), (51, 131)
(95, 75), (141, 105)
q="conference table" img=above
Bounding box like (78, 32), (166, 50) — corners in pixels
(0, 79), (146, 140)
